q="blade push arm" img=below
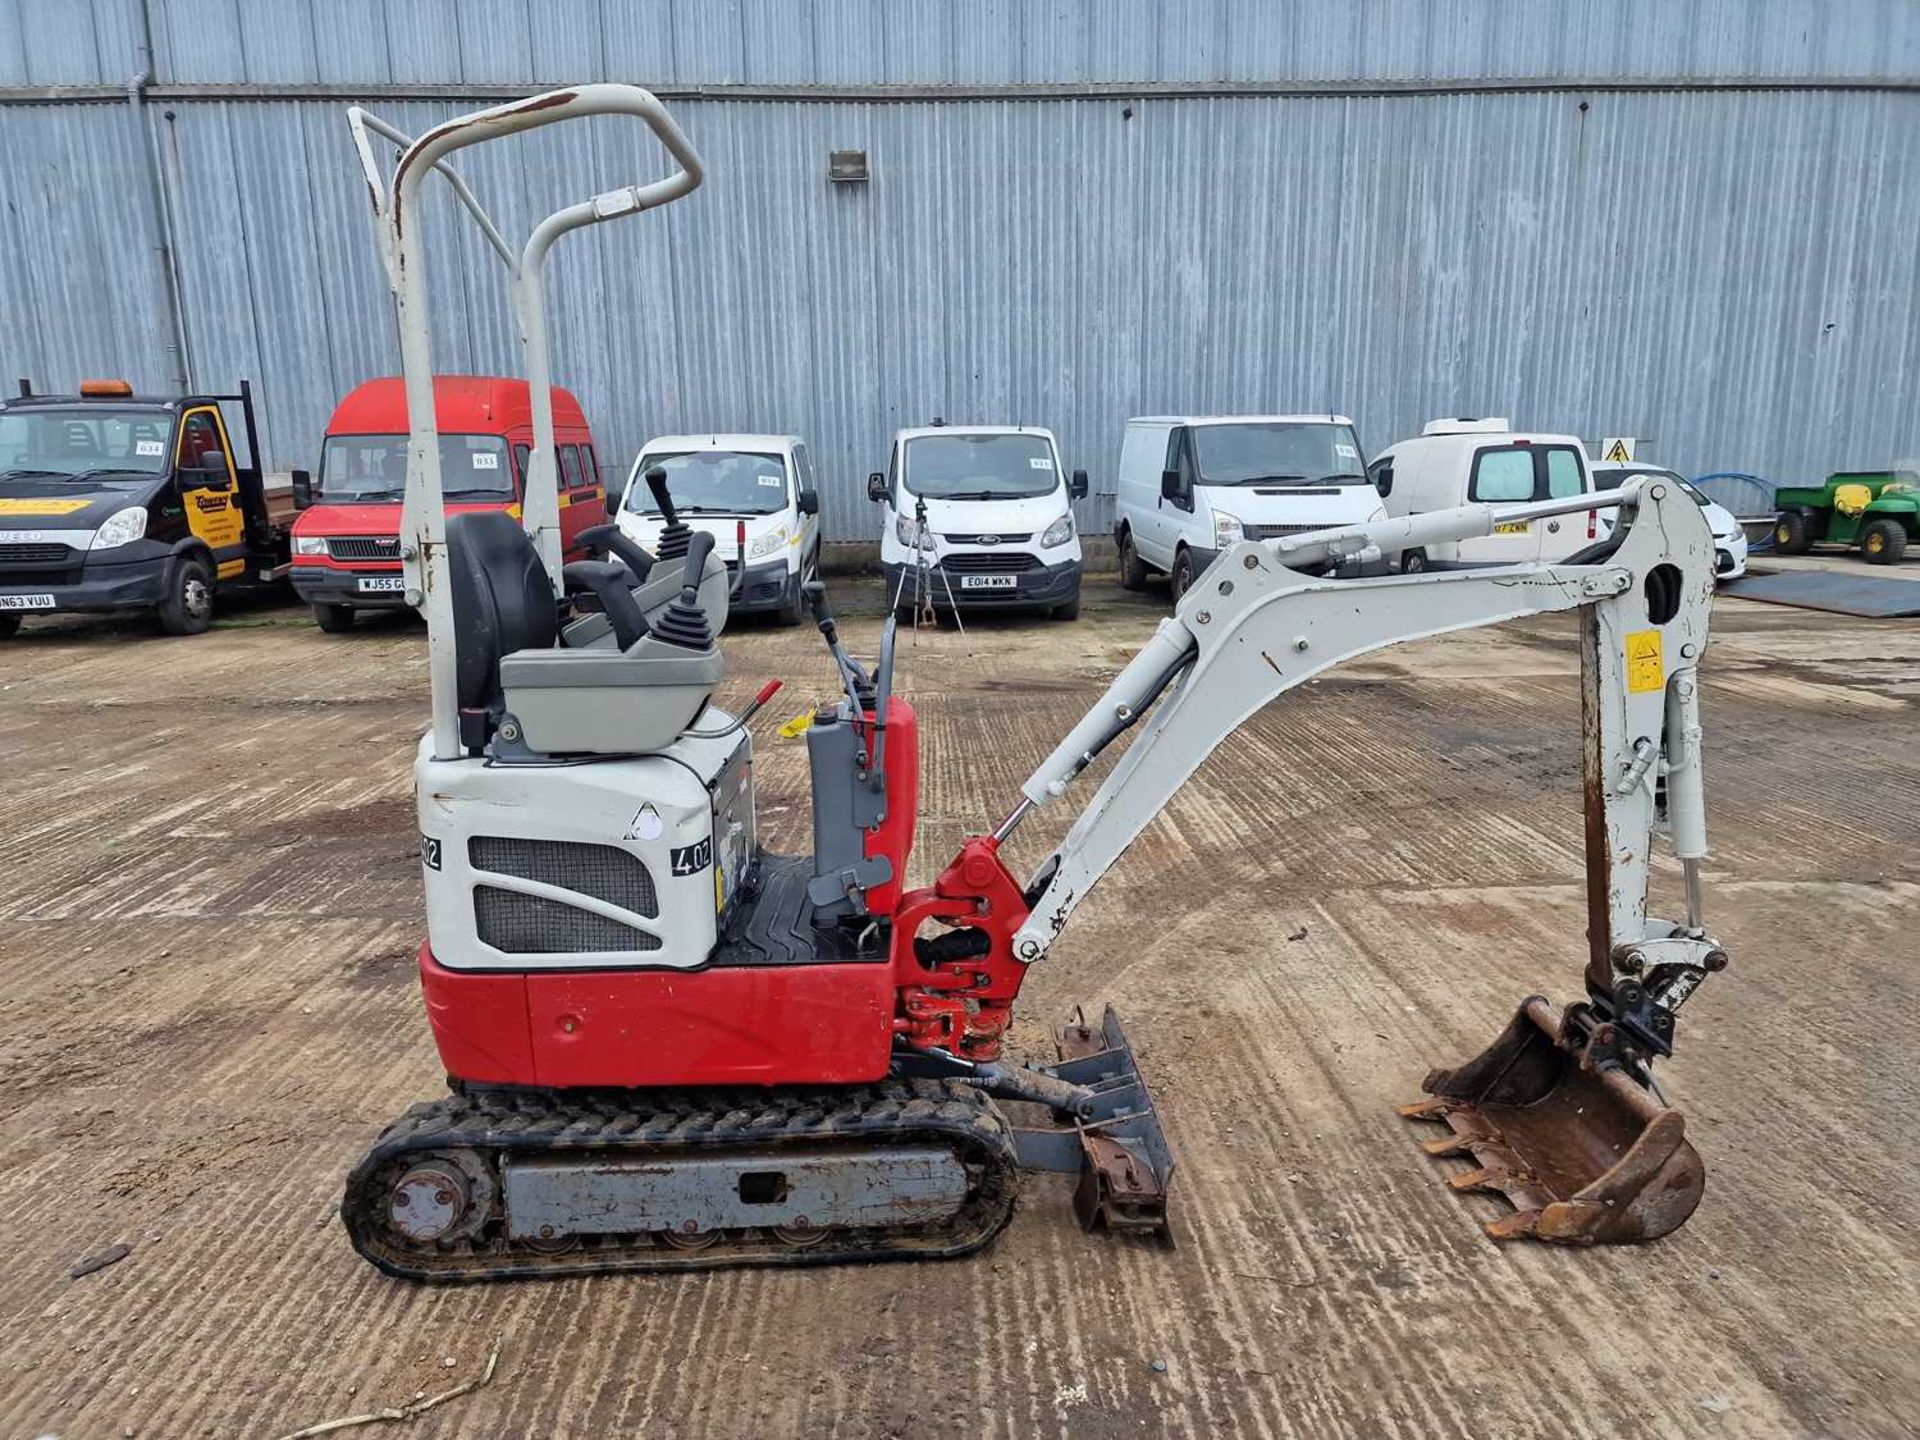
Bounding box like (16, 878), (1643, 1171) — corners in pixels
(1006, 479), (1723, 1051)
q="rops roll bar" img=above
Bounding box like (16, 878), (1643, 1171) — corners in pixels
(346, 85), (704, 759)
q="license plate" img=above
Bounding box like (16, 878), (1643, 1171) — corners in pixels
(959, 574), (1017, 590)
(0, 593), (54, 610)
(1494, 521), (1531, 535)
(357, 575), (406, 593)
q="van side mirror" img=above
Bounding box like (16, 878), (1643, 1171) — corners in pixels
(798, 487), (819, 516)
(866, 471), (887, 503)
(185, 450), (228, 486)
(291, 469), (312, 509)
(1069, 469), (1088, 501)
(1159, 469), (1182, 502)
(605, 483), (624, 521)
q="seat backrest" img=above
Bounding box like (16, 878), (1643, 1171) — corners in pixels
(447, 510), (558, 712)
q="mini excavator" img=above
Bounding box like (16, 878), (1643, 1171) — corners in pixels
(339, 87), (1729, 1280)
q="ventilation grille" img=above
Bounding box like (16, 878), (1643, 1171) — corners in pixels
(468, 836), (659, 917)
(0, 542), (76, 564)
(474, 886), (663, 955)
(1243, 522), (1328, 540)
(327, 536), (401, 560)
(941, 551), (1041, 574)
(942, 532), (1031, 545)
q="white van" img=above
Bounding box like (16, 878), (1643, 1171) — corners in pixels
(1592, 461), (1748, 579)
(869, 424), (1086, 619)
(1369, 418), (1600, 571)
(615, 433), (821, 623)
(1113, 415), (1386, 602)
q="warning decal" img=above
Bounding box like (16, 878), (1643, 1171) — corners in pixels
(1600, 437), (1636, 464)
(1625, 629), (1664, 692)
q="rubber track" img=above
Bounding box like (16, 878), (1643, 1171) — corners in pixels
(341, 1079), (1018, 1282)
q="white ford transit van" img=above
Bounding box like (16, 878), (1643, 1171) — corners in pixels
(869, 424), (1087, 619)
(1369, 419), (1600, 572)
(616, 433), (821, 623)
(1113, 414), (1386, 602)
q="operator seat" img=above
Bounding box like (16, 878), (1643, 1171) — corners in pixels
(446, 509), (558, 748)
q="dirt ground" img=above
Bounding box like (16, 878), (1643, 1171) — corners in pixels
(0, 571), (1915, 1440)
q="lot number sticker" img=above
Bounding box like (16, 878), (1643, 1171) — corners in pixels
(136, 439), (165, 457)
(472, 452), (499, 469)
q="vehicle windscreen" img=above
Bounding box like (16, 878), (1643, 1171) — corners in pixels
(318, 433), (514, 503)
(1191, 422), (1366, 486)
(0, 406), (172, 480)
(903, 433), (1058, 501)
(625, 451), (790, 516)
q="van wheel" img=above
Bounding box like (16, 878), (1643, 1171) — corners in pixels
(1117, 529), (1147, 590)
(158, 554), (215, 636)
(1400, 549), (1429, 575)
(1051, 595), (1081, 621)
(1860, 518), (1907, 565)
(0, 614), (21, 639)
(313, 603), (355, 633)
(1169, 548), (1195, 604)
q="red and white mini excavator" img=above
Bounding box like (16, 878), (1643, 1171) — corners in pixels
(340, 88), (1730, 1280)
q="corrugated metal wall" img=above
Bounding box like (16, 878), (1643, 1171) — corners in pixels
(3, 2), (1918, 539)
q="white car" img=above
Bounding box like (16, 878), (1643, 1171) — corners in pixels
(870, 424), (1086, 619)
(616, 433), (822, 624)
(1591, 462), (1748, 579)
(1114, 414), (1385, 601)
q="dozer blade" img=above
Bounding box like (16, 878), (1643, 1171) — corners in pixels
(1008, 1005), (1176, 1244)
(1399, 996), (1705, 1245)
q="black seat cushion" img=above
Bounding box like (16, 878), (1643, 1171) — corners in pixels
(446, 510), (558, 712)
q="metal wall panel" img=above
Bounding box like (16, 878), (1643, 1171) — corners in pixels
(4, 88), (1914, 543)
(8, 0), (1919, 87)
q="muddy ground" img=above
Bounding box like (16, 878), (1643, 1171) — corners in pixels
(0, 572), (1915, 1439)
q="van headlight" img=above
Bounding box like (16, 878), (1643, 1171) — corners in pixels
(292, 534), (329, 556)
(90, 507), (148, 551)
(1040, 514), (1075, 548)
(895, 514), (935, 551)
(747, 523), (789, 560)
(1212, 510), (1244, 547)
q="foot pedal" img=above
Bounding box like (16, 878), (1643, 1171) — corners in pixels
(1400, 997), (1705, 1245)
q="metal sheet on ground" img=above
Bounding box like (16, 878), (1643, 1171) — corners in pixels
(1721, 569), (1920, 617)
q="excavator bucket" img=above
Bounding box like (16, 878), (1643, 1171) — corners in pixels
(1398, 997), (1705, 1245)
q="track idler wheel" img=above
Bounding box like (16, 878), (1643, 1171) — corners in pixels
(1398, 997), (1705, 1245)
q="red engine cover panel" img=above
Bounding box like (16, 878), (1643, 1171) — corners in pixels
(862, 697), (917, 915)
(418, 945), (895, 1088)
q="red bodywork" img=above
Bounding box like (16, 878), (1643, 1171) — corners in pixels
(419, 695), (1038, 1088)
(292, 376), (606, 595)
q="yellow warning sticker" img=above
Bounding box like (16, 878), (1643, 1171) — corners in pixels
(777, 706), (816, 739)
(0, 498), (90, 516)
(1626, 630), (1664, 692)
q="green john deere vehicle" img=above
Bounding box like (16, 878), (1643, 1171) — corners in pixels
(1771, 471), (1919, 565)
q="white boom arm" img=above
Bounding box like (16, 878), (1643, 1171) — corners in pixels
(1007, 478), (1720, 1035)
(347, 85), (703, 761)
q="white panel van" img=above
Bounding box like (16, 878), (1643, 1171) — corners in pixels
(1368, 419), (1601, 572)
(615, 433), (822, 624)
(1113, 415), (1386, 602)
(869, 424), (1086, 619)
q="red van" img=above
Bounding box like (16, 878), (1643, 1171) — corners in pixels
(290, 376), (606, 632)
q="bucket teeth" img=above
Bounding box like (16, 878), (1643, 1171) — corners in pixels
(1448, 1166), (1515, 1194)
(1395, 1097), (1452, 1121)
(1483, 1209), (1542, 1241)
(1421, 1133), (1480, 1158)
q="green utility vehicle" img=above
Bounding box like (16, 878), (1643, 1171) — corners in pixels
(1772, 471), (1919, 565)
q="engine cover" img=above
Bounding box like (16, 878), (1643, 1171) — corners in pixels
(417, 714), (754, 972)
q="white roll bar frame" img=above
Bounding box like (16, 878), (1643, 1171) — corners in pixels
(346, 85), (704, 759)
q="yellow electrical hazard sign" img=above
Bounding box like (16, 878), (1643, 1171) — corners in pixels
(1600, 437), (1636, 464)
(1625, 630), (1664, 692)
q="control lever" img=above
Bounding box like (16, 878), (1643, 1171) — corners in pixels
(646, 466), (677, 525)
(678, 528), (716, 603)
(731, 519), (747, 599)
(576, 523), (655, 581)
(867, 612), (898, 791)
(561, 560), (649, 648)
(803, 578), (872, 711)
